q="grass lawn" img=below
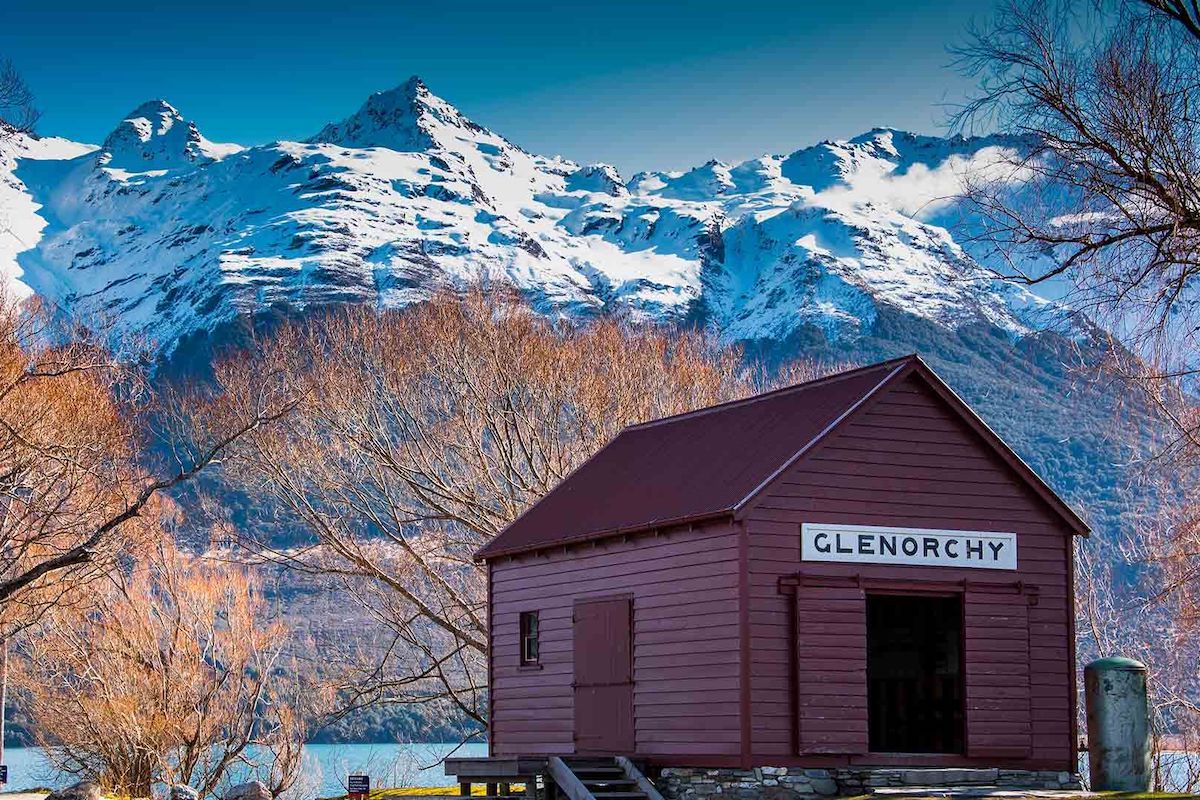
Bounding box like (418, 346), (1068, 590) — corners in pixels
(322, 787), (530, 799)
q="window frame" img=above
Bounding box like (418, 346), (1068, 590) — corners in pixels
(519, 610), (540, 667)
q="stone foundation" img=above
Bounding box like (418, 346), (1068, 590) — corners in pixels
(655, 767), (1083, 799)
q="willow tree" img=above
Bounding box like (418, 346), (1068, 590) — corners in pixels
(211, 287), (829, 727)
(17, 538), (319, 798)
(0, 293), (298, 636)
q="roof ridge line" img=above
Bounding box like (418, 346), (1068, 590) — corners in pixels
(731, 358), (915, 515)
(624, 353), (919, 433)
(905, 358), (1090, 535)
(473, 354), (919, 562)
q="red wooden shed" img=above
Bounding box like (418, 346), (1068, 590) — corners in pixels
(475, 354), (1086, 775)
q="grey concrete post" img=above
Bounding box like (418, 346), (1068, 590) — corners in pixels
(1084, 656), (1151, 792)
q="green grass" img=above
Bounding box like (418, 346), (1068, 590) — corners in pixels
(321, 786), (530, 800)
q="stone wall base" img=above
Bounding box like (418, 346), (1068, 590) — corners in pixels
(655, 766), (1083, 799)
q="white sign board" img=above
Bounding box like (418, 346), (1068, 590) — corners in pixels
(801, 522), (1017, 570)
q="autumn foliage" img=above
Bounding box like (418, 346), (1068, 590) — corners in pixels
(0, 297), (142, 631)
(0, 291), (306, 796)
(16, 538), (317, 798)
(209, 286), (833, 727)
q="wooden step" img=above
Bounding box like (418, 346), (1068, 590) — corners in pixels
(573, 767), (628, 777)
(583, 780), (637, 788)
(590, 793), (647, 800)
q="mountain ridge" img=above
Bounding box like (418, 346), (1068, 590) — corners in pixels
(0, 79), (1156, 751)
(1, 79), (1138, 538)
(0, 76), (1086, 363)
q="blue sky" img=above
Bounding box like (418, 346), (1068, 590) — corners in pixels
(1, 0), (995, 174)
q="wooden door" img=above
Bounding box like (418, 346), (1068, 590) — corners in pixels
(964, 586), (1031, 758)
(573, 596), (634, 753)
(795, 583), (869, 754)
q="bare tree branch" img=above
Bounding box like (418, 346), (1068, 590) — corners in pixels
(0, 59), (38, 140)
(15, 539), (326, 797)
(205, 285), (841, 726)
(0, 396), (299, 605)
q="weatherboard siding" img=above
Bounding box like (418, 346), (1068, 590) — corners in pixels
(744, 374), (1075, 769)
(485, 363), (1077, 769)
(489, 520), (742, 758)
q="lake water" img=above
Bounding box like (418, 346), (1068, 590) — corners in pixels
(6, 745), (1198, 797)
(1, 743), (490, 797)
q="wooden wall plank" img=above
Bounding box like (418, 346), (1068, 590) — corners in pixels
(744, 374), (1074, 769)
(489, 521), (741, 757)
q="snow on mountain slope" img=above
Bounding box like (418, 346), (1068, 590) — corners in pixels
(101, 100), (243, 174)
(0, 78), (1075, 358)
(0, 130), (97, 297)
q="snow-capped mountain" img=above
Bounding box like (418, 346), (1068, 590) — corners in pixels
(100, 100), (243, 173)
(0, 77), (1074, 359)
(3, 76), (1151, 554)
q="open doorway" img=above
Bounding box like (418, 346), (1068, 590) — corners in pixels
(866, 593), (964, 754)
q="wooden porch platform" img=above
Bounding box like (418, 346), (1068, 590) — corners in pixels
(445, 757), (549, 780)
(443, 756), (665, 800)
(443, 757), (547, 800)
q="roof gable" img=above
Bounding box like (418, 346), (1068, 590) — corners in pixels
(476, 355), (1088, 561)
(893, 359), (1090, 534)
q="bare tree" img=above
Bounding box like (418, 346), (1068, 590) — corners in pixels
(0, 59), (38, 140)
(954, 0), (1200, 426)
(0, 293), (298, 636)
(1139, 0), (1200, 38)
(209, 286), (835, 728)
(1076, 516), (1200, 792)
(957, 0), (1200, 284)
(14, 536), (325, 798)
(956, 0), (1200, 774)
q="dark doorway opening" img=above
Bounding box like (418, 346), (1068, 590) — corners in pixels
(866, 593), (964, 754)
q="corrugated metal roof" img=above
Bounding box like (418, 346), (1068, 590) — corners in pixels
(476, 356), (913, 560)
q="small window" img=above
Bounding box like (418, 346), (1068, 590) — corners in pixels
(520, 611), (539, 665)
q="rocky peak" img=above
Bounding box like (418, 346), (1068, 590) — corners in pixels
(99, 100), (239, 172)
(307, 75), (486, 152)
(627, 159), (735, 200)
(848, 126), (903, 156)
(565, 163), (627, 196)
